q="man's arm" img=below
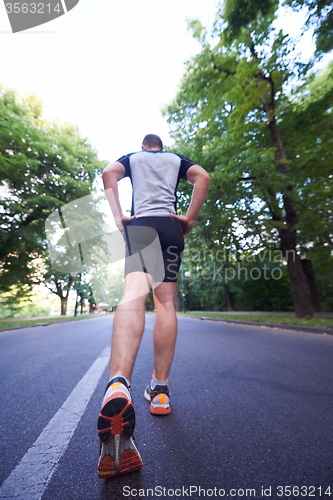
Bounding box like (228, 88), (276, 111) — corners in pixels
(172, 164), (210, 237)
(102, 161), (135, 233)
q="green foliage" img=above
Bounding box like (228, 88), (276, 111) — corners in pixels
(222, 0), (333, 55)
(165, 4), (333, 313)
(0, 313), (108, 331)
(304, 245), (333, 311)
(184, 312), (333, 329)
(79, 283), (96, 307)
(182, 241), (293, 311)
(285, 0), (333, 54)
(281, 65), (333, 254)
(0, 86), (105, 303)
(229, 258), (293, 311)
(222, 0), (279, 42)
(89, 265), (124, 308)
(0, 291), (52, 319)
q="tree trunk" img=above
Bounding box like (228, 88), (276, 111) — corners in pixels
(279, 230), (313, 318)
(61, 296), (67, 316)
(261, 95), (313, 318)
(174, 283), (182, 312)
(224, 282), (234, 311)
(301, 259), (322, 312)
(88, 286), (96, 314)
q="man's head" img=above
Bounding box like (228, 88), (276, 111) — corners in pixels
(142, 134), (163, 151)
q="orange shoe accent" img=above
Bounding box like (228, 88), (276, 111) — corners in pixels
(110, 382), (122, 391)
(97, 455), (116, 478)
(158, 394), (166, 404)
(119, 449), (143, 474)
(98, 449), (142, 478)
(150, 404), (171, 415)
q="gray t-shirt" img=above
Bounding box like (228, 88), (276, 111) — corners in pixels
(116, 151), (195, 218)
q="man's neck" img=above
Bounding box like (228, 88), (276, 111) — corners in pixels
(142, 146), (162, 152)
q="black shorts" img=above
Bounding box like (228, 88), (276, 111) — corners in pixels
(124, 216), (184, 283)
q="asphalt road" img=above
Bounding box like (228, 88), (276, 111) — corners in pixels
(0, 315), (332, 500)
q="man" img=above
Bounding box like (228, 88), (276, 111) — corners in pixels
(97, 134), (210, 478)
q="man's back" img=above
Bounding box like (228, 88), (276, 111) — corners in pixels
(117, 150), (194, 217)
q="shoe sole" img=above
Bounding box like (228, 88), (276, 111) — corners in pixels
(97, 394), (142, 477)
(98, 394), (135, 443)
(98, 435), (142, 478)
(144, 389), (171, 415)
(150, 405), (171, 415)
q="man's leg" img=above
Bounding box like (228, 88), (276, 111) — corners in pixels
(152, 282), (177, 381)
(110, 271), (152, 381)
(97, 271), (151, 478)
(144, 282), (177, 415)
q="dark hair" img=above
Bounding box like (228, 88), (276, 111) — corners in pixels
(142, 134), (163, 150)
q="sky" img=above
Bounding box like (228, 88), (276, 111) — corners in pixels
(0, 0), (220, 162)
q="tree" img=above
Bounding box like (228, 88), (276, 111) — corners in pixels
(89, 264), (125, 309)
(223, 0), (333, 55)
(44, 267), (75, 316)
(280, 63), (333, 311)
(79, 284), (97, 314)
(164, 6), (333, 316)
(0, 86), (105, 306)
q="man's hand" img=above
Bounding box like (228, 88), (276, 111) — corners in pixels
(170, 213), (196, 238)
(115, 214), (136, 235)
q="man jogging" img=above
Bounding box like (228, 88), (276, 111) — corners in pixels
(97, 134), (210, 478)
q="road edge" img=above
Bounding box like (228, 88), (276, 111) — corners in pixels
(182, 315), (333, 335)
(0, 315), (109, 333)
(2, 313), (332, 336)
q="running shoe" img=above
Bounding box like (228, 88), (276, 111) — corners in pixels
(97, 376), (142, 478)
(144, 373), (171, 415)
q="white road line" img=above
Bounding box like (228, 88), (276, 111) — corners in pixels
(0, 347), (110, 500)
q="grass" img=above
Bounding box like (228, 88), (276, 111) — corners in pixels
(0, 313), (112, 331)
(178, 312), (333, 329)
(2, 311), (333, 331)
